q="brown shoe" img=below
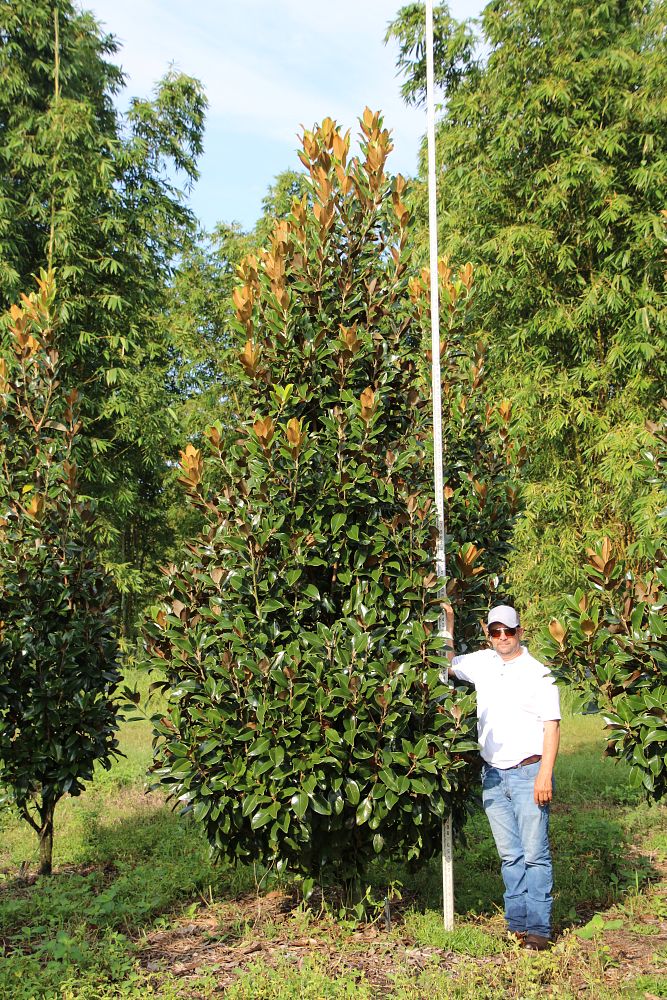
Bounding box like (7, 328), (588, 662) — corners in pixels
(523, 934), (551, 951)
(508, 930), (527, 944)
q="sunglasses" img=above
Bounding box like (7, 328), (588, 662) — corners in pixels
(488, 625), (518, 638)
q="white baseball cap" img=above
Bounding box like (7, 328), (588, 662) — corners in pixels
(487, 605), (520, 628)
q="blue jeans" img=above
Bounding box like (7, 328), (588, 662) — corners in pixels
(481, 761), (553, 938)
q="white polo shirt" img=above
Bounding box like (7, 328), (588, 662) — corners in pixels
(451, 646), (561, 768)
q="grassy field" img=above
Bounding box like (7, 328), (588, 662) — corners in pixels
(0, 673), (665, 999)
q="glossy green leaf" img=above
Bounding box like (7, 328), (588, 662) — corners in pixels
(345, 779), (361, 806)
(291, 790), (308, 819)
(355, 796), (373, 825)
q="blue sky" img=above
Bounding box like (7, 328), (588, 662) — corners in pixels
(81, 1), (484, 233)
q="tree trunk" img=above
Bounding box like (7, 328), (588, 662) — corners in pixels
(342, 875), (362, 911)
(38, 800), (55, 876)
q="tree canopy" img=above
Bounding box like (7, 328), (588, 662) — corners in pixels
(0, 274), (121, 873)
(0, 0), (206, 631)
(144, 112), (521, 899)
(388, 0), (667, 621)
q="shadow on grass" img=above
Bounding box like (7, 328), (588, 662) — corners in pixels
(0, 793), (256, 940)
(68, 794), (257, 930)
(1, 713), (658, 946)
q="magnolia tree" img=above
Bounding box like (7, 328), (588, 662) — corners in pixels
(0, 275), (121, 874)
(542, 407), (666, 800)
(145, 112), (521, 899)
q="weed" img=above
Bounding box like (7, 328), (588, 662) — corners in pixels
(574, 913), (624, 940)
(624, 974), (667, 998)
(629, 921), (660, 935)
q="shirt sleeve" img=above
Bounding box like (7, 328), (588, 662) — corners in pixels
(450, 650), (487, 685)
(536, 671), (561, 721)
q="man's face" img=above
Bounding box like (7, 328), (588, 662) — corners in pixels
(486, 623), (524, 660)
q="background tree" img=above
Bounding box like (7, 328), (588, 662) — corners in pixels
(388, 0), (667, 623)
(0, 275), (121, 875)
(0, 0), (206, 632)
(541, 404), (667, 800)
(254, 169), (309, 245)
(144, 112), (521, 904)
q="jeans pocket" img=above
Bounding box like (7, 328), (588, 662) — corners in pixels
(482, 764), (501, 790)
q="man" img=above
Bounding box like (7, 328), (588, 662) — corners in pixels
(444, 603), (560, 950)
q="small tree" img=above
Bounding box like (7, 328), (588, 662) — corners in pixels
(541, 406), (667, 800)
(0, 274), (121, 875)
(145, 112), (520, 900)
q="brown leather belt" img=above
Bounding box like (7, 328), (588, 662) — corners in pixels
(506, 754), (542, 770)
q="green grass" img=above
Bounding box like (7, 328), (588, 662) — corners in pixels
(399, 909), (503, 955)
(226, 957), (375, 999)
(0, 697), (665, 999)
(626, 976), (667, 999)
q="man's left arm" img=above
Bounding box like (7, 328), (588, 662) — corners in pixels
(534, 720), (560, 806)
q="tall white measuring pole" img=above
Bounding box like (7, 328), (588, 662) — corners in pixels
(425, 0), (455, 931)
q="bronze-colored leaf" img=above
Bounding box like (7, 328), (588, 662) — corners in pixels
(460, 262), (473, 290)
(498, 400), (512, 423)
(548, 620), (565, 644)
(333, 129), (350, 164)
(359, 386), (376, 423)
(26, 495), (45, 520)
(340, 324), (361, 353)
(232, 284), (254, 323)
(580, 618), (596, 637)
(438, 260), (452, 285)
(179, 444), (203, 486)
(286, 417), (304, 454)
(253, 416), (275, 446)
(240, 340), (259, 378)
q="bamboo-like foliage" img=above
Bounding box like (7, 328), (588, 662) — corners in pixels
(389, 0), (667, 620)
(0, 0), (207, 632)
